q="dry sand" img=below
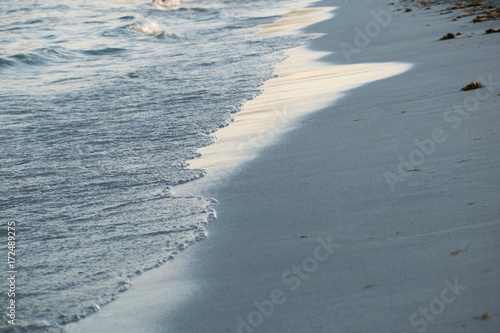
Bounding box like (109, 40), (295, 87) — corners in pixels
(69, 0), (500, 332)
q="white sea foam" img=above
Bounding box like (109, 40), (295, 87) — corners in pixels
(130, 19), (162, 34)
(153, 0), (181, 8)
(87, 304), (100, 313)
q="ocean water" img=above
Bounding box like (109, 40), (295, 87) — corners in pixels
(0, 0), (316, 331)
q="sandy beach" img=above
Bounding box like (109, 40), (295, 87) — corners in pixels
(69, 0), (500, 332)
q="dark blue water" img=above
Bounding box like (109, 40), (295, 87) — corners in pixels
(0, 0), (315, 330)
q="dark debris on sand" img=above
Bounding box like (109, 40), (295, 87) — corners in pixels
(439, 32), (456, 39)
(461, 81), (483, 91)
(485, 28), (500, 33)
(397, 0), (500, 23)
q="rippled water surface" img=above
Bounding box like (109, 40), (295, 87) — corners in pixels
(0, 0), (315, 330)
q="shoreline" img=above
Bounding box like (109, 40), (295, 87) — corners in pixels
(68, 0), (500, 332)
(67, 2), (347, 332)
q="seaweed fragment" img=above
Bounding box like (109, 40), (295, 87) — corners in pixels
(461, 81), (483, 91)
(485, 28), (500, 33)
(440, 32), (456, 40)
(450, 248), (468, 255)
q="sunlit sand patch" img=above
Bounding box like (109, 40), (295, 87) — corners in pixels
(176, 5), (412, 195)
(258, 7), (335, 36)
(187, 47), (412, 173)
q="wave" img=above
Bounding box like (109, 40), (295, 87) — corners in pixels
(80, 47), (126, 56)
(7, 53), (48, 66)
(0, 57), (14, 67)
(1, 47), (75, 68)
